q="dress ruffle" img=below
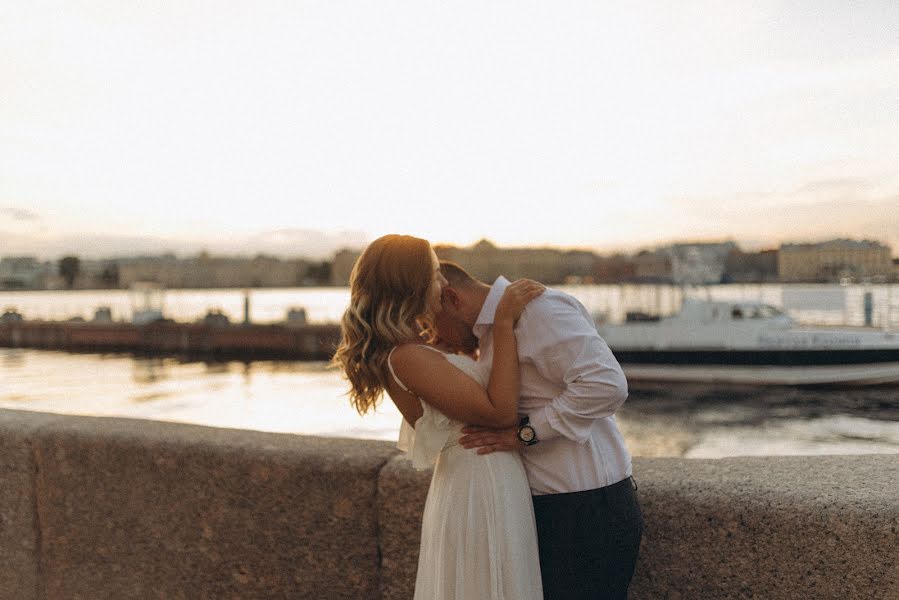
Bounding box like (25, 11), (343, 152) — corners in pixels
(397, 404), (455, 470)
(396, 353), (486, 471)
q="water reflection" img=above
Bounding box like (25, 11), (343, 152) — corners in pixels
(131, 357), (170, 384)
(203, 361), (231, 375)
(131, 391), (175, 403)
(1, 348), (25, 368)
(617, 382), (899, 457)
(0, 348), (896, 459)
(623, 382), (899, 423)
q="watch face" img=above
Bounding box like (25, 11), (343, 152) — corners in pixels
(519, 426), (536, 443)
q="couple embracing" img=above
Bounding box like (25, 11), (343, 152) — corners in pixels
(334, 234), (644, 600)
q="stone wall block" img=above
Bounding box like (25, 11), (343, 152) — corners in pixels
(376, 455), (432, 600)
(30, 413), (397, 600)
(629, 456), (899, 600)
(0, 410), (64, 600)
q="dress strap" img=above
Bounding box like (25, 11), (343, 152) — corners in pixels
(387, 346), (412, 394)
(387, 344), (445, 394)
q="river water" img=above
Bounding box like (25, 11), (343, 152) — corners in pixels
(2, 348), (896, 458)
(1, 284), (897, 458)
(2, 283), (897, 327)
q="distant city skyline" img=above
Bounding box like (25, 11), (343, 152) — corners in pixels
(3, 2), (897, 258)
(0, 229), (896, 263)
(3, 234), (895, 295)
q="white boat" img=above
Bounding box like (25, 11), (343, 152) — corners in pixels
(596, 299), (899, 386)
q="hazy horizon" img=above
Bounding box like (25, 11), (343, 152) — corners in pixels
(2, 227), (897, 263)
(3, 2), (897, 258)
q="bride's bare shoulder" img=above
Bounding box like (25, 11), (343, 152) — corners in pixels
(390, 343), (446, 366)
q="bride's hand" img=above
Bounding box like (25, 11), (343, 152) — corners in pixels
(495, 279), (545, 326)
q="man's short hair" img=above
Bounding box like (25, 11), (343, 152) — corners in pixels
(440, 260), (481, 288)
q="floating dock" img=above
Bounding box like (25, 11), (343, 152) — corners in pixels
(0, 320), (342, 361)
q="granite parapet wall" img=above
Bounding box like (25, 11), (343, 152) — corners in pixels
(1, 408), (896, 600)
(0, 409), (396, 600)
(377, 453), (899, 600)
(627, 455), (898, 599)
(0, 410), (60, 600)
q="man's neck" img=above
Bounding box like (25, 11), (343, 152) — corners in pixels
(468, 284), (490, 324)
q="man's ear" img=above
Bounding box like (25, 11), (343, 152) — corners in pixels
(442, 287), (462, 310)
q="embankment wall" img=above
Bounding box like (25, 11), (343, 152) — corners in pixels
(1, 408), (895, 599)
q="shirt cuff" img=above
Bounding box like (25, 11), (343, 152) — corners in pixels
(527, 406), (561, 442)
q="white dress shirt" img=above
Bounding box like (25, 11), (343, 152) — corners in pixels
(474, 277), (632, 495)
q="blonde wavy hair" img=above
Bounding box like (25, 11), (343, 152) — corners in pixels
(332, 234), (437, 415)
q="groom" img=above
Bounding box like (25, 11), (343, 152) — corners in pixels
(437, 261), (643, 600)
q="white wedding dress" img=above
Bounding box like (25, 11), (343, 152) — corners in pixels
(392, 349), (544, 600)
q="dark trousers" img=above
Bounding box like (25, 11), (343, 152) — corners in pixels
(532, 477), (644, 600)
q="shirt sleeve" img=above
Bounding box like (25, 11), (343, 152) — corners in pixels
(519, 293), (629, 443)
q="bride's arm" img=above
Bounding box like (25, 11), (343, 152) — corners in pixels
(390, 280), (544, 428)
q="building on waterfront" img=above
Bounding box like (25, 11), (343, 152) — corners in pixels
(115, 254), (182, 288)
(323, 241), (820, 287)
(434, 239), (596, 284)
(778, 239), (893, 283)
(667, 242), (737, 285)
(629, 250), (673, 283)
(330, 248), (362, 286)
(76, 259), (121, 289)
(723, 248), (779, 283)
(0, 257), (54, 290)
(626, 242), (738, 285)
(117, 253), (312, 289)
(591, 253), (637, 283)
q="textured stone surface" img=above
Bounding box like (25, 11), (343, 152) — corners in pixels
(377, 454), (899, 600)
(377, 455), (432, 600)
(630, 455), (899, 600)
(27, 411), (397, 600)
(0, 409), (62, 600)
(3, 407), (896, 600)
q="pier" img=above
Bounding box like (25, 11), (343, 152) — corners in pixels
(0, 320), (342, 360)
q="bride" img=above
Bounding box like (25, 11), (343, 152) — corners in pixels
(332, 234), (544, 599)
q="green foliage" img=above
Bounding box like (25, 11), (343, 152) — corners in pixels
(58, 256), (80, 288)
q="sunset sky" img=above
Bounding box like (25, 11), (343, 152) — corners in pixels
(2, 1), (897, 259)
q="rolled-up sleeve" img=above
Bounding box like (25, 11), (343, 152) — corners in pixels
(521, 295), (629, 443)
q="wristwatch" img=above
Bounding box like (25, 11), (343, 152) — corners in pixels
(517, 416), (539, 446)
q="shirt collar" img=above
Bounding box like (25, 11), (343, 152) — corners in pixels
(473, 276), (511, 338)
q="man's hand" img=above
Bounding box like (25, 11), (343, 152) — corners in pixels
(459, 425), (521, 455)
